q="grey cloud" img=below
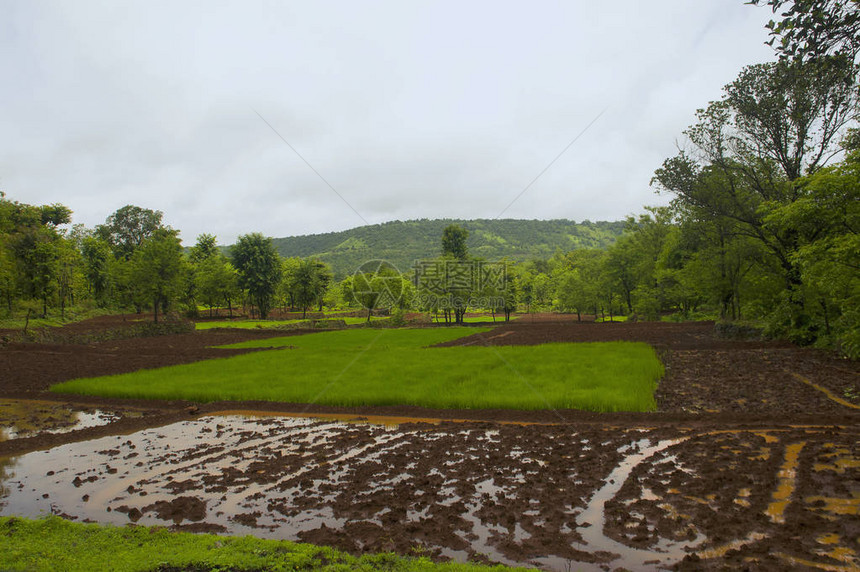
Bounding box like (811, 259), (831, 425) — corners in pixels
(1, 0), (776, 244)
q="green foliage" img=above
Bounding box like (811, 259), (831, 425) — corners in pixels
(130, 229), (186, 322)
(749, 0), (860, 61)
(0, 516), (524, 572)
(231, 233), (282, 319)
(652, 53), (859, 352)
(441, 224), (469, 260)
(53, 328), (661, 412)
(194, 253), (240, 318)
(96, 205), (165, 261)
(188, 232), (218, 264)
(350, 261), (404, 321)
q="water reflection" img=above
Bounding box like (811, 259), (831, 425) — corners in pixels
(0, 399), (121, 441)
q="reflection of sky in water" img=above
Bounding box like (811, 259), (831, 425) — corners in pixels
(0, 400), (120, 441)
(1, 415), (853, 571)
(0, 416), (351, 528)
(0, 457), (15, 504)
(0, 415), (692, 571)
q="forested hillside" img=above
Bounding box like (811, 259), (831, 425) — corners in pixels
(268, 219), (626, 277)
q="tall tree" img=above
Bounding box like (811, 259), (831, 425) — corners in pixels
(130, 229), (185, 323)
(195, 254), (239, 318)
(189, 233), (218, 264)
(440, 224), (470, 323)
(653, 57), (858, 331)
(441, 224), (469, 260)
(231, 233), (281, 319)
(97, 205), (165, 260)
(292, 258), (324, 318)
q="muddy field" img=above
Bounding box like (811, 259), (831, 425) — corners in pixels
(0, 315), (858, 570)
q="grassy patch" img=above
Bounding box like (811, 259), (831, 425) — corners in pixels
(0, 307), (113, 330)
(53, 328), (661, 412)
(595, 315), (628, 323)
(195, 317), (389, 330)
(0, 516), (523, 572)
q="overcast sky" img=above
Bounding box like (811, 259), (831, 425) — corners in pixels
(1, 1), (777, 244)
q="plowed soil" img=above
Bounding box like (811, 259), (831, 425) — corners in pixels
(1, 314), (858, 571)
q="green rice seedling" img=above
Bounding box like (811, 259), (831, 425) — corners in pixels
(53, 328), (662, 412)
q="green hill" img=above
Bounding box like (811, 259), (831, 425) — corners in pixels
(263, 219), (625, 278)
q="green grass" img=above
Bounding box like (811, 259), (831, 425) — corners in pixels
(53, 328), (662, 412)
(595, 315), (628, 323)
(0, 516), (524, 572)
(195, 317), (389, 330)
(0, 307), (113, 330)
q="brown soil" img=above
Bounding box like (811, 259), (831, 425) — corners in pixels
(1, 314), (858, 571)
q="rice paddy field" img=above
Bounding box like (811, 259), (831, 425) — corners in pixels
(51, 328), (662, 412)
(2, 315), (858, 571)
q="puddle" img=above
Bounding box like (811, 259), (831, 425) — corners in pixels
(0, 415), (857, 570)
(0, 399), (124, 441)
(766, 442), (805, 524)
(572, 437), (706, 571)
(205, 410), (552, 429)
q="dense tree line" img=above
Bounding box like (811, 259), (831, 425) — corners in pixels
(0, 199), (335, 324)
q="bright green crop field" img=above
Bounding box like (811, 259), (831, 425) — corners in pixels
(52, 327), (662, 412)
(0, 516), (524, 572)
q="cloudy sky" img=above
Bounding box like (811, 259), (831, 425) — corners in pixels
(1, 1), (777, 244)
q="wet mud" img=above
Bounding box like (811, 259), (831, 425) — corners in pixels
(1, 415), (857, 570)
(1, 316), (859, 570)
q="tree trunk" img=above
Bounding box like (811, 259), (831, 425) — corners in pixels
(153, 296), (159, 323)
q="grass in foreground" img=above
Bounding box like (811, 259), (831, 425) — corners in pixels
(53, 328), (661, 412)
(0, 516), (524, 572)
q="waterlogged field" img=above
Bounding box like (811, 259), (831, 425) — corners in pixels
(51, 328), (662, 412)
(2, 318), (859, 570)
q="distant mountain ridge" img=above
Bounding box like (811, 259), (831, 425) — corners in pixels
(263, 219), (625, 278)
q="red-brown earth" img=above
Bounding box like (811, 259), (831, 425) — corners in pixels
(0, 313), (857, 571)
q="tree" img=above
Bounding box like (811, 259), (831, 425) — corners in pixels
(278, 257), (303, 311)
(749, 0), (860, 61)
(292, 258), (322, 318)
(130, 229), (185, 323)
(604, 236), (638, 314)
(81, 237), (113, 306)
(438, 225), (471, 323)
(97, 205), (165, 260)
(441, 224), (469, 260)
(553, 249), (603, 321)
(351, 261), (403, 322)
(653, 57), (858, 332)
(231, 233), (281, 319)
(2, 197), (69, 317)
(189, 233), (218, 264)
(195, 254), (239, 318)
